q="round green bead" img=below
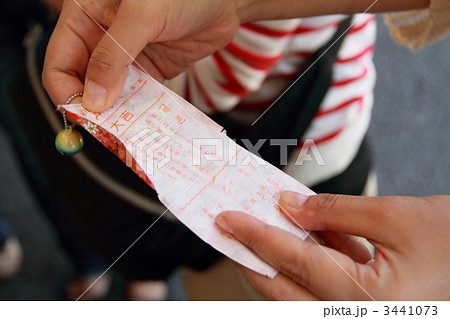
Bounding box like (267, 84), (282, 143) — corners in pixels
(55, 128), (84, 156)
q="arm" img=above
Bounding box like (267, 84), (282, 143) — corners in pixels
(236, 0), (431, 22)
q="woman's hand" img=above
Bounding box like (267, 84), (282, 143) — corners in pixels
(42, 0), (241, 111)
(216, 192), (450, 300)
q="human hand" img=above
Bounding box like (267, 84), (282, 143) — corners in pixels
(215, 192), (450, 300)
(42, 0), (241, 112)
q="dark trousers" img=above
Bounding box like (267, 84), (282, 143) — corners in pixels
(0, 0), (106, 276)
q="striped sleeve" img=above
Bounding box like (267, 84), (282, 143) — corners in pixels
(165, 14), (378, 187)
(165, 19), (302, 113)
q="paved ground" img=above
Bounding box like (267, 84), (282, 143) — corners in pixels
(0, 16), (449, 300)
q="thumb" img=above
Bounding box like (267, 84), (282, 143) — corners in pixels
(279, 192), (396, 243)
(82, 2), (154, 112)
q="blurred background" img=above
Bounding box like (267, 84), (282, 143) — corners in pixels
(0, 14), (449, 300)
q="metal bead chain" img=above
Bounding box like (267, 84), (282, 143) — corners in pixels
(64, 92), (83, 130)
(65, 92), (83, 104)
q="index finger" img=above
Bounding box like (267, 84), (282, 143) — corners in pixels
(42, 2), (103, 105)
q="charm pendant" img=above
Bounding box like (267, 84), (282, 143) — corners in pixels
(55, 126), (84, 156)
(56, 92), (84, 156)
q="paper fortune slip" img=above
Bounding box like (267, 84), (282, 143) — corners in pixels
(62, 65), (315, 278)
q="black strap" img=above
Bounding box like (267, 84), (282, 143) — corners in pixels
(212, 16), (353, 168)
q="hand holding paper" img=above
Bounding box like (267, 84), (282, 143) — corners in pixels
(43, 0), (240, 110)
(217, 193), (450, 300)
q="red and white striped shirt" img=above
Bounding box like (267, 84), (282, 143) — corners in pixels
(166, 14), (377, 187)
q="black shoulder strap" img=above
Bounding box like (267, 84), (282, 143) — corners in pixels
(210, 16), (353, 168)
(246, 16), (353, 167)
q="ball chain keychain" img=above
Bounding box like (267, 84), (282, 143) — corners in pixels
(55, 92), (84, 155)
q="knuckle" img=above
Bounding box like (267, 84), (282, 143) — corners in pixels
(280, 247), (312, 285)
(245, 222), (271, 250)
(89, 46), (119, 74)
(309, 193), (340, 213)
(117, 0), (147, 26)
(376, 196), (410, 225)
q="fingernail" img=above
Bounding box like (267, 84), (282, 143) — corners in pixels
(215, 216), (233, 235)
(281, 191), (308, 208)
(83, 80), (107, 109)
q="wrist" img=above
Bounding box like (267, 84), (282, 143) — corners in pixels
(232, 0), (284, 23)
(232, 0), (254, 23)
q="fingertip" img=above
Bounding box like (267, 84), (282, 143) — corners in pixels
(83, 41), (130, 112)
(279, 193), (323, 230)
(216, 210), (247, 219)
(82, 79), (109, 111)
(215, 211), (261, 235)
(215, 210), (237, 222)
(279, 191), (311, 220)
(280, 191), (308, 210)
(82, 104), (109, 113)
(215, 215), (234, 235)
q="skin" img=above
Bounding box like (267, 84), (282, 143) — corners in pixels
(42, 0), (430, 111)
(42, 0), (241, 110)
(215, 192), (450, 300)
